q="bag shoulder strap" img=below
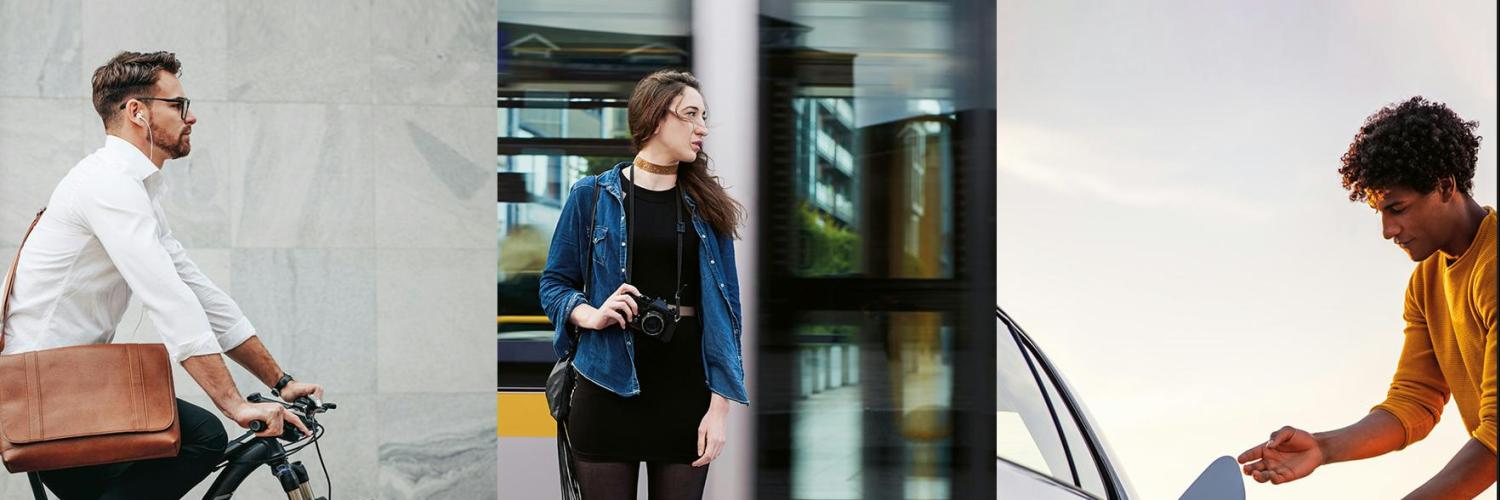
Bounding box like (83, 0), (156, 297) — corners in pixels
(567, 175), (604, 352)
(1, 208), (47, 354)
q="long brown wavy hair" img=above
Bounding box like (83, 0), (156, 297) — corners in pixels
(627, 69), (744, 239)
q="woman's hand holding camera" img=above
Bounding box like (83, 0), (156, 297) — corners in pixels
(572, 283), (642, 330)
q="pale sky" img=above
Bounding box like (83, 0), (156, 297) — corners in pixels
(997, 1), (1497, 499)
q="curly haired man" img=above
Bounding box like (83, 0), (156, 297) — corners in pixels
(1237, 97), (1496, 499)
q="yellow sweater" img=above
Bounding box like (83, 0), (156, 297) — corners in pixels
(1374, 207), (1497, 454)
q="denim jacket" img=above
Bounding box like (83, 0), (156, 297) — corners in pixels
(538, 163), (748, 404)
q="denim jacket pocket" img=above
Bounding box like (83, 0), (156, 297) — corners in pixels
(590, 225), (609, 266)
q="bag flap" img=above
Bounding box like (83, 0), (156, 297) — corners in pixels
(0, 343), (177, 444)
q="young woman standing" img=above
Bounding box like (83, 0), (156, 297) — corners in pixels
(539, 69), (749, 500)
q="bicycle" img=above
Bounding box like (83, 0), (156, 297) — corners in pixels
(24, 392), (336, 500)
(201, 392), (337, 500)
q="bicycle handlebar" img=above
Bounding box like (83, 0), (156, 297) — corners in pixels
(241, 392), (336, 443)
(208, 393), (337, 499)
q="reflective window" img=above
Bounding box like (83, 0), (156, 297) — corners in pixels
(998, 316), (1110, 499)
(789, 311), (954, 499)
(1032, 350), (1108, 498)
(996, 321), (1072, 483)
(765, 0), (959, 279)
(762, 1), (993, 498)
(497, 1), (691, 389)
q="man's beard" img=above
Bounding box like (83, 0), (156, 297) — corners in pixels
(149, 123), (191, 159)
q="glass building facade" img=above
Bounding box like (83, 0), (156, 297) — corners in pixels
(757, 1), (994, 498)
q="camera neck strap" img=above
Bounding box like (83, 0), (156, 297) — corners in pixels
(625, 164), (685, 317)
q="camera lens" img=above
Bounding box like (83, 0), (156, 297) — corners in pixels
(642, 313), (664, 335)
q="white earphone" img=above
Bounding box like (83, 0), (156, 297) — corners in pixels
(135, 108), (155, 160)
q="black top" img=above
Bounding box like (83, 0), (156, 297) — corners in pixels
(623, 174), (700, 309)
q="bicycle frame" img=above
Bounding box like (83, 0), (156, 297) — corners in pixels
(202, 435), (318, 500)
(201, 393), (332, 500)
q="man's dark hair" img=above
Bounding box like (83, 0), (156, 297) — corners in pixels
(90, 51), (181, 126)
(1339, 96), (1481, 203)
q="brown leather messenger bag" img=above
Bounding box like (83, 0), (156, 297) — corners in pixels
(0, 208), (180, 474)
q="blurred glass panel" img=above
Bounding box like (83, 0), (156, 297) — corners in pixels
(790, 311), (954, 499)
(499, 106), (631, 140)
(765, 1), (958, 279)
(498, 0), (690, 389)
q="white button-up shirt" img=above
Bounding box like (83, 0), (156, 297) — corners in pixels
(2, 135), (254, 362)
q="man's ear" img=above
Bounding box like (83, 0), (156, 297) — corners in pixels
(1438, 177), (1456, 201)
(120, 100), (138, 127)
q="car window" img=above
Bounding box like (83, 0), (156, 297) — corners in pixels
(997, 320), (1074, 486)
(1029, 345), (1109, 498)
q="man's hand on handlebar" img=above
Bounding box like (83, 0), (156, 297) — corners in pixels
(278, 380), (324, 403)
(230, 401), (312, 438)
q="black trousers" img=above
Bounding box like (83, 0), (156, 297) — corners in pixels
(37, 399), (228, 500)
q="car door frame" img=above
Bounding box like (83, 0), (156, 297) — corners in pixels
(998, 306), (1131, 500)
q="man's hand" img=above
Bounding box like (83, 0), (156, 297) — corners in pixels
(230, 401), (311, 438)
(278, 380), (324, 402)
(1237, 426), (1326, 484)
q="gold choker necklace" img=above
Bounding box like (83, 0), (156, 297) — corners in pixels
(632, 157), (678, 175)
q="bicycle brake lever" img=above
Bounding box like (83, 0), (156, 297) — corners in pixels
(281, 426), (305, 443)
(292, 396), (337, 415)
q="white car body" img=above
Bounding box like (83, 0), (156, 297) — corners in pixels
(998, 306), (1243, 500)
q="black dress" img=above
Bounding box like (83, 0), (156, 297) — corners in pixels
(569, 174), (709, 464)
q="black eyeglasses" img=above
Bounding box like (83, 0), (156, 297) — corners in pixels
(119, 96), (191, 121)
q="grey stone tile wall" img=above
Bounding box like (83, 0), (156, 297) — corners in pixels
(0, 1), (497, 497)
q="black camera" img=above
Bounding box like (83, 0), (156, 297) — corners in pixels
(627, 293), (677, 343)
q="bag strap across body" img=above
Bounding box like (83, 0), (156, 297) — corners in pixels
(565, 174), (605, 356)
(1, 208), (46, 352)
(3, 209), (55, 500)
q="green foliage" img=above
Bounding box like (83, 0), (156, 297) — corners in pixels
(795, 202), (859, 276)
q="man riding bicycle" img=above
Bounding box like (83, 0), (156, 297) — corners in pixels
(1, 51), (325, 499)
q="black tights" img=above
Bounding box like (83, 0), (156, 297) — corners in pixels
(575, 459), (710, 500)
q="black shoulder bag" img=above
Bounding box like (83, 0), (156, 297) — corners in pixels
(546, 174), (602, 421)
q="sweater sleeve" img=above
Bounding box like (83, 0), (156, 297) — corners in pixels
(1372, 269), (1451, 448)
(1471, 260), (1496, 454)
